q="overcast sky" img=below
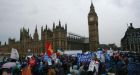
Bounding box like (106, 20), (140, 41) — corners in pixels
(0, 0), (140, 47)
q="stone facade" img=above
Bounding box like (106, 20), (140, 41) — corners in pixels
(121, 23), (140, 53)
(41, 21), (67, 52)
(0, 21), (90, 57)
(0, 27), (42, 57)
(0, 21), (68, 57)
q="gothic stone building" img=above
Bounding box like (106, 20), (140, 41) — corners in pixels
(0, 2), (99, 56)
(0, 26), (42, 56)
(0, 21), (89, 56)
(121, 23), (140, 53)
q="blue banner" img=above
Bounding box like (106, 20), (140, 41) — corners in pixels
(77, 52), (95, 63)
(44, 55), (49, 62)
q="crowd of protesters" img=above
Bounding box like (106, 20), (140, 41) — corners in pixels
(0, 49), (140, 75)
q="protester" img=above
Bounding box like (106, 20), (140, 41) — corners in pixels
(87, 57), (99, 75)
(127, 57), (136, 75)
(70, 65), (79, 75)
(115, 55), (127, 75)
(0, 48), (140, 75)
(47, 66), (56, 75)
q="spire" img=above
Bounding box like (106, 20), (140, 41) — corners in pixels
(20, 28), (22, 36)
(41, 26), (43, 32)
(65, 23), (67, 31)
(90, 0), (95, 12)
(35, 25), (37, 32)
(34, 25), (39, 41)
(59, 20), (61, 27)
(23, 27), (25, 31)
(53, 22), (55, 29)
(46, 24), (47, 30)
(91, 0), (93, 8)
(28, 28), (29, 36)
(91, 0), (94, 8)
(20, 28), (22, 41)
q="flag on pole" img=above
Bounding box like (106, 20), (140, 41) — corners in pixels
(45, 41), (53, 57)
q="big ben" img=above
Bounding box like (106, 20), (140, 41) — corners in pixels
(88, 2), (99, 51)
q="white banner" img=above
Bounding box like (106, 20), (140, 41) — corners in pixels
(10, 48), (19, 60)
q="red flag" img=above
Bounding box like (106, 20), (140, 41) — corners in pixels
(45, 41), (53, 57)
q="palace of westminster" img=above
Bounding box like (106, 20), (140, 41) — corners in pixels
(0, 2), (139, 56)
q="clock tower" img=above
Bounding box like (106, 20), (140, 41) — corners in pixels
(88, 2), (99, 51)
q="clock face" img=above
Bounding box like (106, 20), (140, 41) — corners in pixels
(89, 17), (94, 21)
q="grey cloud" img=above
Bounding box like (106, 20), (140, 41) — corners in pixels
(0, 0), (140, 47)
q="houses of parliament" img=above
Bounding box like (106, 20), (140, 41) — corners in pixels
(0, 2), (99, 56)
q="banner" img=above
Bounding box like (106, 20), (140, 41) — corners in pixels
(44, 55), (49, 62)
(96, 50), (103, 59)
(51, 53), (57, 60)
(47, 58), (52, 65)
(10, 48), (19, 60)
(77, 52), (94, 63)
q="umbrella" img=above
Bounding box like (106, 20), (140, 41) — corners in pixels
(2, 62), (16, 69)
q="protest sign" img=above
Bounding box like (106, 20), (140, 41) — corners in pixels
(77, 52), (94, 63)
